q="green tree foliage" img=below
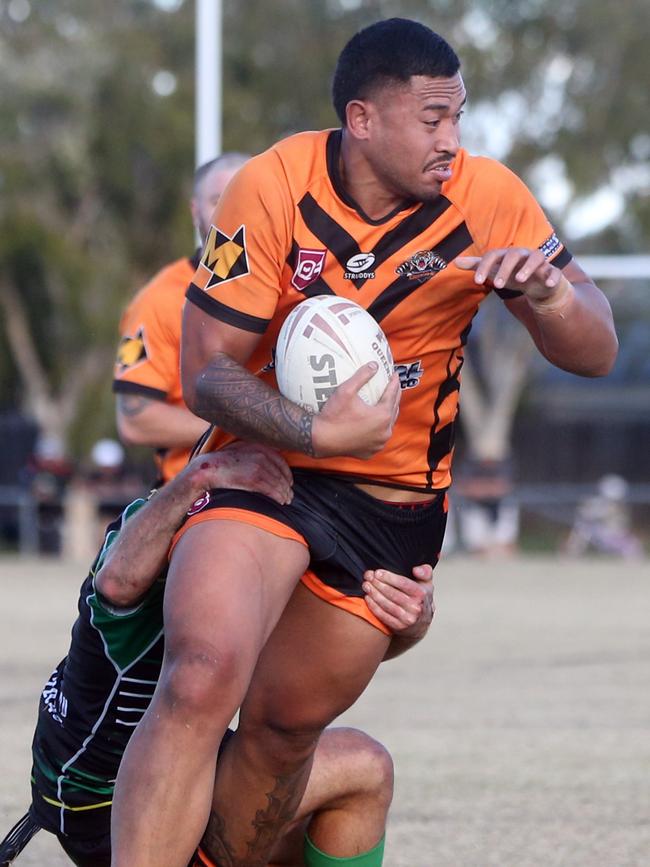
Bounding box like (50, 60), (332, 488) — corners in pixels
(0, 0), (647, 457)
(0, 1), (195, 453)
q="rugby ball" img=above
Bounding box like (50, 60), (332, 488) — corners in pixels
(275, 295), (393, 413)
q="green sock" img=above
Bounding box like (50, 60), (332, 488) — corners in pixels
(304, 833), (385, 866)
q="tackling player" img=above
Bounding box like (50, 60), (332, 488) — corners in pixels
(0, 446), (434, 867)
(112, 18), (618, 866)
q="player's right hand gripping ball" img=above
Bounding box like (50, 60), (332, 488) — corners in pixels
(275, 295), (393, 413)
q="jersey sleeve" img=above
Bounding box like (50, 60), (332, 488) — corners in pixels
(113, 271), (184, 400)
(186, 150), (293, 333)
(464, 157), (572, 298)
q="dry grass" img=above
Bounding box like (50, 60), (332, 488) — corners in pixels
(1, 555), (648, 866)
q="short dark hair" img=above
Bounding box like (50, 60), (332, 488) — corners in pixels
(332, 18), (460, 124)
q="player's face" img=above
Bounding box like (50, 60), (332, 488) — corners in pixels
(366, 73), (466, 203)
(191, 168), (239, 244)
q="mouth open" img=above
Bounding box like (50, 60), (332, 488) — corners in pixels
(426, 163), (453, 183)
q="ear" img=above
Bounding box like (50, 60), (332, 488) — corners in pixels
(189, 197), (199, 228)
(345, 99), (373, 141)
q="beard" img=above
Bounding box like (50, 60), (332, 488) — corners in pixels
(373, 156), (441, 205)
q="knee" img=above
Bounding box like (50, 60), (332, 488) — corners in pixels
(159, 641), (245, 722)
(354, 735), (394, 809)
(325, 728), (394, 810)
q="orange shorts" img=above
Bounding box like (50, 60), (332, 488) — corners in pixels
(170, 504), (390, 634)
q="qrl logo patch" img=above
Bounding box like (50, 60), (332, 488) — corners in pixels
(291, 249), (327, 291)
(116, 328), (147, 372)
(200, 224), (250, 288)
(187, 491), (211, 516)
(395, 360), (424, 390)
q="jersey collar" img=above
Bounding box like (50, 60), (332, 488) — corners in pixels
(326, 130), (418, 226)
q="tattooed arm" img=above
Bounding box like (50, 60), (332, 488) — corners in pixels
(116, 393), (209, 449)
(194, 352), (317, 456)
(181, 302), (400, 460)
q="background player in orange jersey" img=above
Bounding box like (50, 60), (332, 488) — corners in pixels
(112, 19), (618, 867)
(113, 152), (249, 483)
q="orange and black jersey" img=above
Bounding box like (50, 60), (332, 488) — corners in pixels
(113, 252), (201, 482)
(188, 130), (571, 491)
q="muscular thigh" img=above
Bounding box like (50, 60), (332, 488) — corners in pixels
(164, 520), (309, 666)
(240, 584), (390, 731)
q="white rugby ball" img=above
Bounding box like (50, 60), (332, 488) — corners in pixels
(275, 295), (393, 413)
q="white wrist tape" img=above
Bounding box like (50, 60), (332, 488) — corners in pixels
(528, 277), (575, 317)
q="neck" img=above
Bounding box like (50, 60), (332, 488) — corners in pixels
(339, 130), (408, 221)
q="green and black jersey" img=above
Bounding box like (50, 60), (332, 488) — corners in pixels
(30, 499), (166, 838)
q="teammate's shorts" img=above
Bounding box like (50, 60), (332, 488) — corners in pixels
(171, 470), (448, 632)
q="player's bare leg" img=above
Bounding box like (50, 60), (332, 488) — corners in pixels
(110, 520), (309, 867)
(201, 584), (391, 865)
(267, 727), (393, 866)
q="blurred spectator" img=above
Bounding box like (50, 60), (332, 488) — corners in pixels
(455, 458), (520, 557)
(27, 434), (74, 554)
(83, 438), (143, 508)
(63, 438), (144, 562)
(563, 474), (643, 559)
(0, 411), (38, 549)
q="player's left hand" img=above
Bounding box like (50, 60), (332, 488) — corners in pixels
(455, 248), (567, 304)
(362, 563), (434, 638)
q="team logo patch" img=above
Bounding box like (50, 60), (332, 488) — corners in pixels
(344, 252), (376, 280)
(200, 224), (250, 288)
(539, 232), (562, 260)
(396, 250), (447, 281)
(291, 248), (327, 291)
(116, 327), (147, 371)
(395, 360), (424, 390)
(187, 491), (211, 516)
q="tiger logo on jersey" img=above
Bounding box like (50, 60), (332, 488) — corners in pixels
(116, 328), (148, 372)
(396, 250), (447, 281)
(200, 224), (250, 288)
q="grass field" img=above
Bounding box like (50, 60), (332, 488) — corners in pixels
(1, 555), (648, 866)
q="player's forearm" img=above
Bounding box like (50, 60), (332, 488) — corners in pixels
(95, 470), (207, 605)
(116, 394), (209, 449)
(526, 279), (618, 376)
(191, 352), (316, 455)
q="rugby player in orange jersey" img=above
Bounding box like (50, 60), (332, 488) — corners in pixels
(113, 153), (249, 483)
(112, 18), (617, 867)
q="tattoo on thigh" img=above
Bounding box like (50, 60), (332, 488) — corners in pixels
(117, 394), (151, 418)
(201, 772), (303, 866)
